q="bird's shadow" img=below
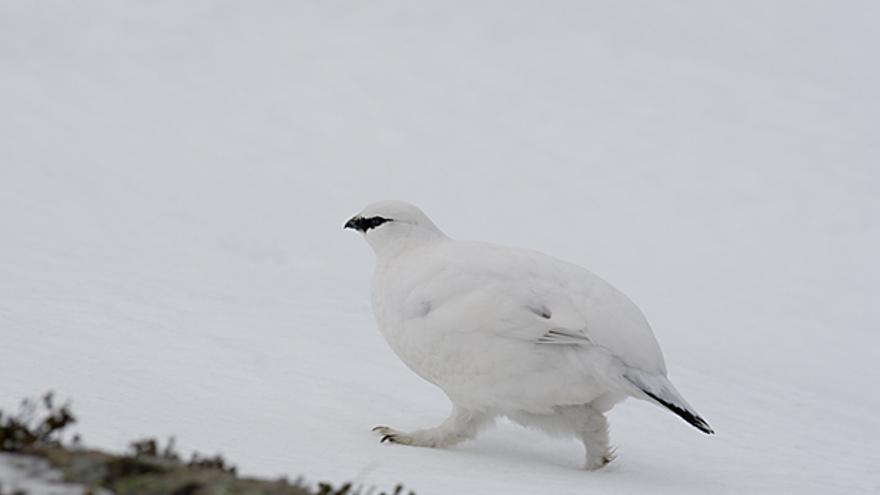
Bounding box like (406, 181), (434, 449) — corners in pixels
(423, 426), (722, 491)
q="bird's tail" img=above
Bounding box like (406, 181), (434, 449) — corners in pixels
(624, 369), (714, 434)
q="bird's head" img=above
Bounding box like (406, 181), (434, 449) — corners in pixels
(344, 200), (447, 254)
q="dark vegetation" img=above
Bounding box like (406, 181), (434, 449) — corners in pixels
(0, 393), (76, 452)
(0, 393), (414, 495)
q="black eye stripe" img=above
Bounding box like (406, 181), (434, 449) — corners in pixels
(358, 216), (392, 231)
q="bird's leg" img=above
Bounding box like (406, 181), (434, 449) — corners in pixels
(373, 406), (493, 448)
(579, 406), (614, 470)
(507, 405), (615, 470)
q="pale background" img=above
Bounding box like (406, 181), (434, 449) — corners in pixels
(1, 1), (878, 493)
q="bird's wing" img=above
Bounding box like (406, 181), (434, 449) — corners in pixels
(535, 328), (592, 345)
(396, 241), (667, 375)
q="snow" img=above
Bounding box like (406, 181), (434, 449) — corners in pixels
(1, 1), (878, 493)
(0, 454), (91, 495)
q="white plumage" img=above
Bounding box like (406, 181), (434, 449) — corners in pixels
(345, 200), (712, 469)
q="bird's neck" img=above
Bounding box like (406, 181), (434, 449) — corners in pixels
(369, 227), (449, 260)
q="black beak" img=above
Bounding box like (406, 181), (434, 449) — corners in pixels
(344, 216), (362, 231)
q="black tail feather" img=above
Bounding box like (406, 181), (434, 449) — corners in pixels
(642, 390), (715, 435)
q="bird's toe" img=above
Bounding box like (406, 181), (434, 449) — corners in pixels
(372, 425), (403, 444)
(585, 453), (614, 471)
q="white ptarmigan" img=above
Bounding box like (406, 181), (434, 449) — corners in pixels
(345, 200), (713, 470)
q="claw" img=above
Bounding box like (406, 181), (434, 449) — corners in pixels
(373, 425), (402, 444)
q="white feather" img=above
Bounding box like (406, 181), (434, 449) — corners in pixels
(347, 200), (712, 469)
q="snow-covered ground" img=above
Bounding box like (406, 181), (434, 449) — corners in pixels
(0, 453), (91, 495)
(1, 1), (878, 493)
